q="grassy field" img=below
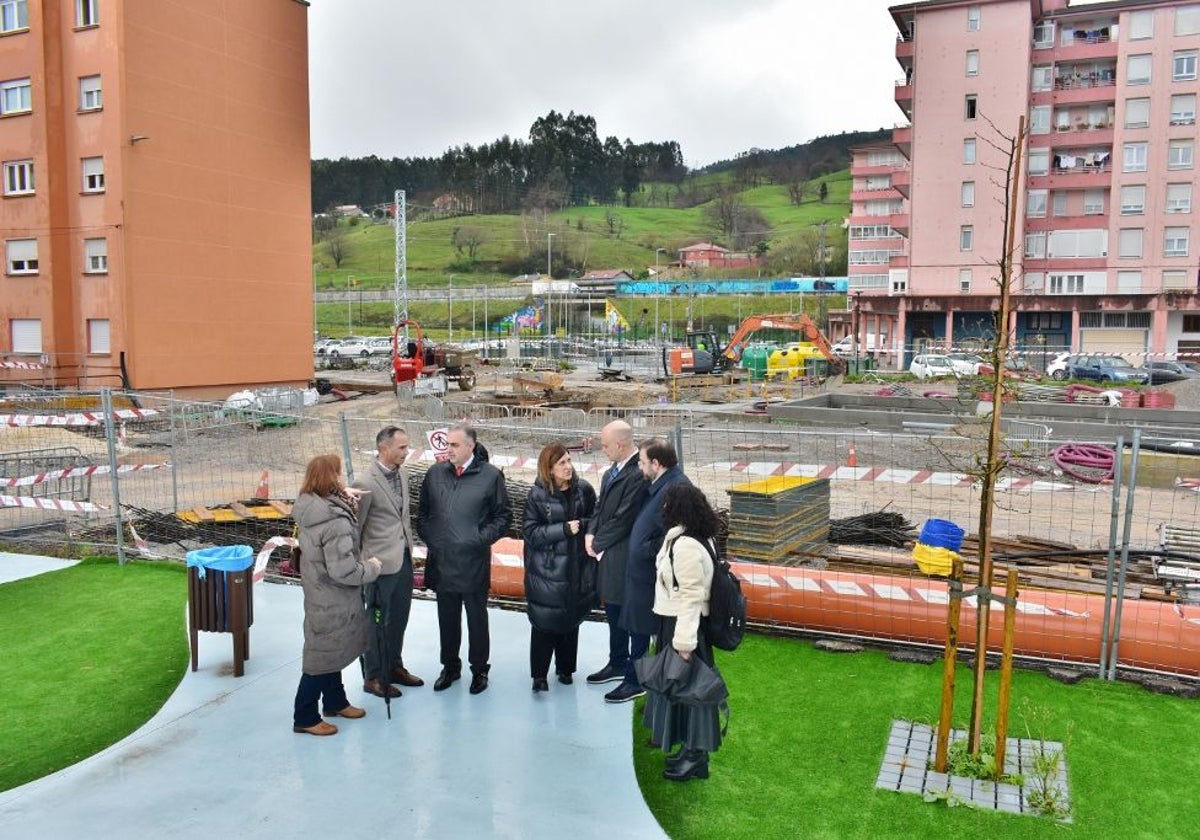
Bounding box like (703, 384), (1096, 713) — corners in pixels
(313, 170), (852, 295)
(635, 634), (1200, 839)
(0, 559), (187, 793)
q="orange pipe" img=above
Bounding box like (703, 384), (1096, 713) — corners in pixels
(484, 538), (1200, 678)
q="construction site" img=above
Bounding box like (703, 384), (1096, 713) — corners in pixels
(4, 328), (1200, 688)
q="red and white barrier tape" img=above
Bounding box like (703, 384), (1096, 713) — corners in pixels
(707, 461), (1081, 493)
(2, 462), (171, 489)
(255, 535), (298, 583)
(127, 521), (162, 559)
(0, 494), (107, 512)
(1, 408), (160, 427)
(0, 360), (44, 370)
(407, 449), (607, 473)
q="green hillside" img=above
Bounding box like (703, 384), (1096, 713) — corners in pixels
(313, 170), (852, 339)
(314, 170), (850, 291)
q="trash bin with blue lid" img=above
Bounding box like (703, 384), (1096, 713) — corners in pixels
(187, 545), (255, 677)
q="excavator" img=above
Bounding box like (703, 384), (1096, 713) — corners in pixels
(662, 313), (845, 377)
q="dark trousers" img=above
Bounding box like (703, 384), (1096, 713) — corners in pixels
(624, 631), (652, 687)
(293, 671), (349, 727)
(530, 626), (579, 679)
(362, 564), (413, 680)
(605, 602), (630, 670)
(436, 589), (490, 675)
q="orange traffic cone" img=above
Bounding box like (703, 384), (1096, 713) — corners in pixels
(847, 441), (858, 468)
(254, 470), (270, 500)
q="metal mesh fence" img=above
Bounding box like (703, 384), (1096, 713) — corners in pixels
(2, 386), (1197, 682)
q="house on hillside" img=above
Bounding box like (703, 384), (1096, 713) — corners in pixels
(334, 205), (369, 217)
(577, 269), (635, 296)
(431, 193), (474, 215)
(678, 243), (760, 269)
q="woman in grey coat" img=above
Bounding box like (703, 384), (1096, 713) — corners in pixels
(292, 454), (382, 736)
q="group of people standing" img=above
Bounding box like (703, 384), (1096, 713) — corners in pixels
(522, 420), (723, 781)
(290, 419), (723, 782)
(291, 424), (509, 734)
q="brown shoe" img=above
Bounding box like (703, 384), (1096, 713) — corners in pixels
(328, 704), (366, 719)
(363, 678), (401, 698)
(292, 720), (338, 736)
(391, 667), (425, 688)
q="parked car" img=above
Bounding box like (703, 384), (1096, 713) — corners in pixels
(1046, 352), (1082, 380)
(367, 337), (393, 356)
(313, 338), (341, 355)
(1143, 360), (1200, 384)
(328, 337), (375, 357)
(946, 352), (985, 376)
(1066, 354), (1149, 384)
(909, 354), (955, 379)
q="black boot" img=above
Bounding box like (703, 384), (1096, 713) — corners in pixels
(663, 749), (709, 781)
(664, 749), (685, 768)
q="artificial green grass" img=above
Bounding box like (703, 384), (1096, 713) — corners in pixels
(635, 634), (1200, 839)
(0, 558), (188, 792)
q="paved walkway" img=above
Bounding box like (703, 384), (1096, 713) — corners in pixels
(0, 556), (667, 839)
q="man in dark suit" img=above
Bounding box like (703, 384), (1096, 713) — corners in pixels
(418, 425), (511, 695)
(354, 426), (423, 699)
(584, 420), (647, 696)
(611, 437), (691, 702)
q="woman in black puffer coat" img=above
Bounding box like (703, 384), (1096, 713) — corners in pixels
(522, 442), (597, 692)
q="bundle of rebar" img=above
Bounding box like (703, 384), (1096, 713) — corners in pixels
(829, 511), (916, 547)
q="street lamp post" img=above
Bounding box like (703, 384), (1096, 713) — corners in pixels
(447, 274), (454, 340)
(347, 274), (352, 336)
(546, 233), (556, 351)
(853, 290), (863, 376)
(654, 248), (665, 344)
(312, 262), (322, 337)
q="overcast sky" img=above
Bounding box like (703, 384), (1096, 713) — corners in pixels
(307, 0), (910, 168)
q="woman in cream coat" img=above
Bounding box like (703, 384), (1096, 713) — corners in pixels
(646, 483), (721, 782)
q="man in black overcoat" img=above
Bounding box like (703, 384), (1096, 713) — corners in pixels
(584, 420), (647, 698)
(612, 437), (690, 702)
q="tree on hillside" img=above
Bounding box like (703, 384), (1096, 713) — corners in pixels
(326, 225), (351, 269)
(451, 225), (489, 262)
(733, 148), (769, 189)
(774, 160), (810, 206)
(702, 186), (771, 250)
(818, 181), (829, 203)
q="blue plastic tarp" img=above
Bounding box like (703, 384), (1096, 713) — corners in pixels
(186, 545), (253, 579)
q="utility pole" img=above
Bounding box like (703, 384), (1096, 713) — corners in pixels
(546, 232), (556, 355)
(817, 220), (828, 330)
(394, 189), (406, 326)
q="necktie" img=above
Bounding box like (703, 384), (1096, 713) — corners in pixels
(455, 465), (464, 477)
(603, 464), (618, 490)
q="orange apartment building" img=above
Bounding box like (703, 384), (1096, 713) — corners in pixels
(0, 0), (313, 395)
(848, 0), (1200, 370)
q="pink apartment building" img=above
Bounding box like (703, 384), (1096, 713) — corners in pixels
(848, 0), (1200, 369)
(0, 0), (313, 395)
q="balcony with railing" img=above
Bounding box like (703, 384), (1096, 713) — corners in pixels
(1052, 20), (1119, 61)
(894, 78), (913, 115)
(892, 124), (911, 159)
(891, 168), (910, 199)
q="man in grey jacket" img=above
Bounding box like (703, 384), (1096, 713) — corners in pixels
(354, 426), (423, 699)
(418, 424), (511, 695)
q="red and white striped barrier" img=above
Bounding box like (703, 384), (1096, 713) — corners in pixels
(1, 408), (160, 427)
(705, 461), (1080, 493)
(0, 360), (44, 370)
(406, 449), (607, 473)
(0, 494), (107, 512)
(1, 462), (171, 489)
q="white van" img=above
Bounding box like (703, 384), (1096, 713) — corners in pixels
(832, 335), (878, 358)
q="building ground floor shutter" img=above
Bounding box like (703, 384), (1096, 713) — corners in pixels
(1079, 328), (1147, 357)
